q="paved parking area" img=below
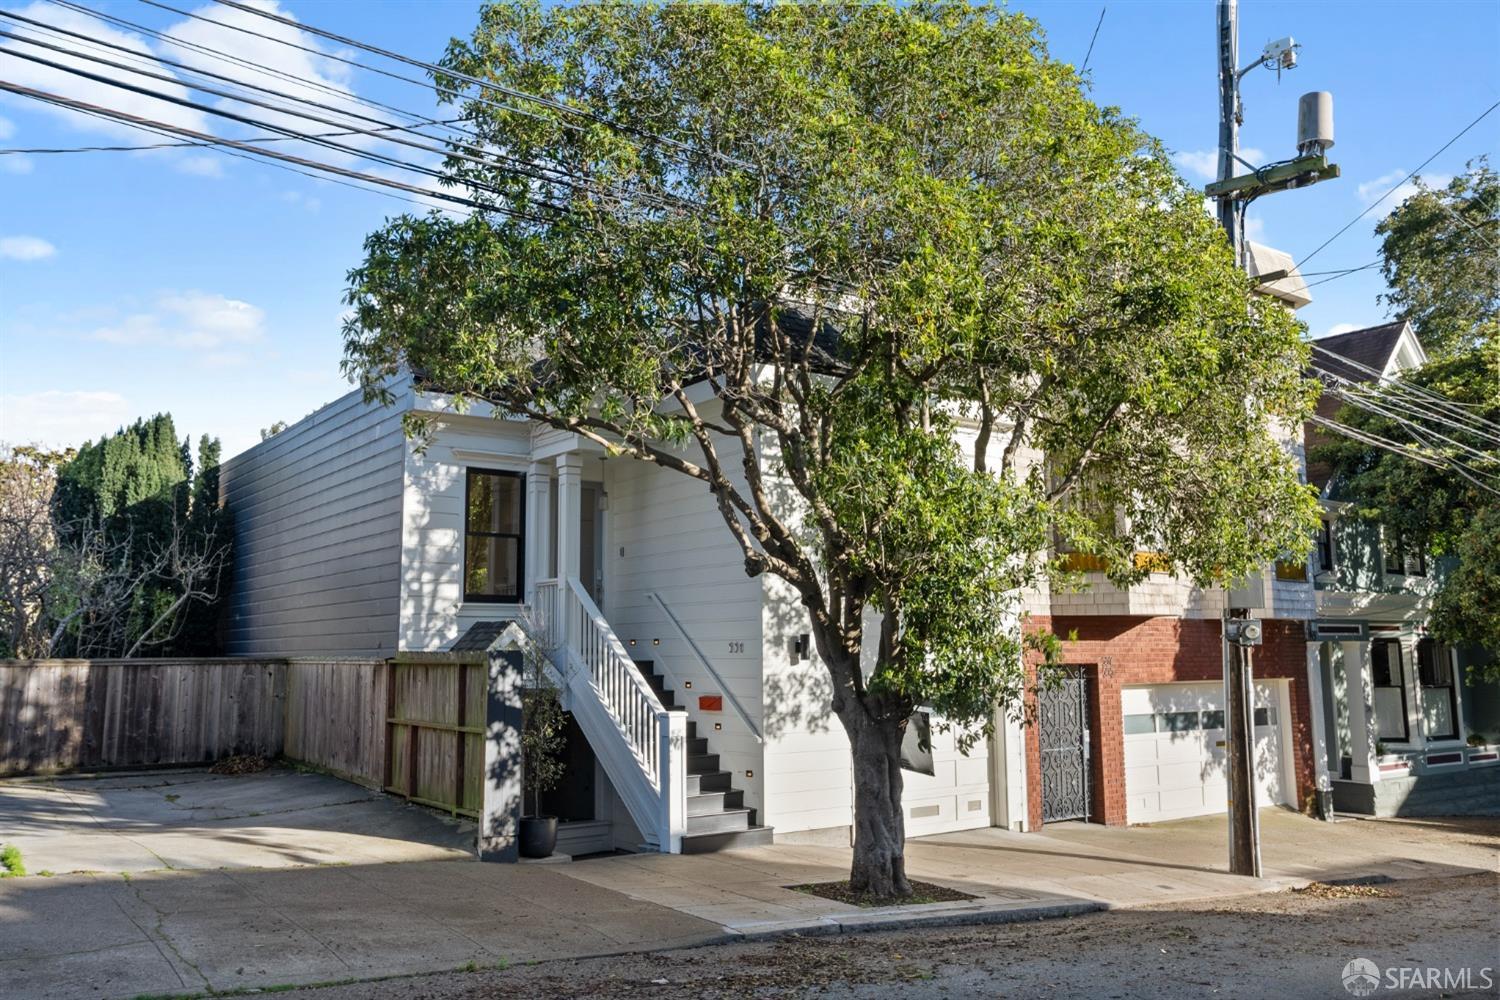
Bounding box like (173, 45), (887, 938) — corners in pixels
(0, 767), (473, 873)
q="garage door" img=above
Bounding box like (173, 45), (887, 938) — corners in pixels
(903, 717), (992, 837)
(1122, 681), (1290, 825)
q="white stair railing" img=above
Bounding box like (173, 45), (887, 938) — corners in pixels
(548, 578), (686, 852)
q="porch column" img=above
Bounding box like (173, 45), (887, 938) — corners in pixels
(525, 460), (551, 598)
(555, 454), (583, 586)
(1401, 633), (1423, 744)
(1342, 640), (1380, 784)
(1304, 641), (1333, 818)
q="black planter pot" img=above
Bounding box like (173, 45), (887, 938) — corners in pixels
(519, 815), (558, 858)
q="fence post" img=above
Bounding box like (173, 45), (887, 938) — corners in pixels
(479, 628), (526, 862)
(657, 710), (688, 854)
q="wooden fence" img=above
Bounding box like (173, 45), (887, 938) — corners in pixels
(0, 655), (486, 803)
(383, 654), (486, 818)
(0, 659), (286, 776)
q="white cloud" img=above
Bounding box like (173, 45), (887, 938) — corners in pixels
(91, 291), (266, 351)
(0, 4), (212, 155)
(1356, 169), (1452, 213)
(0, 235), (56, 260)
(0, 389), (130, 448)
(280, 189), (322, 212)
(1173, 147), (1267, 182)
(0, 156), (33, 175)
(0, 1), (374, 178)
(0, 114), (14, 139)
(1243, 216), (1266, 243)
(1322, 322), (1360, 338)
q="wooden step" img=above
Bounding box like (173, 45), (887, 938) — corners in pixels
(687, 752), (719, 774)
(685, 770), (732, 794)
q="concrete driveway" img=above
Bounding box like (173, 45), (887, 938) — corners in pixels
(0, 767), (474, 874)
(0, 768), (721, 999)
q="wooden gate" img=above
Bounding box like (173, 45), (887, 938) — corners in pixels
(383, 653), (486, 818)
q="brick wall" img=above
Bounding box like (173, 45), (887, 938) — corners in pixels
(1022, 615), (1315, 829)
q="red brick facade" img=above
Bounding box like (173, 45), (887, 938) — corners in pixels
(1023, 615), (1315, 830)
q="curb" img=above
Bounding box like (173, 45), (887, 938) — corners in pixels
(722, 898), (1107, 941)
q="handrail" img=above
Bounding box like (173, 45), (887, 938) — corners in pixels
(566, 578), (670, 787)
(647, 591), (764, 744)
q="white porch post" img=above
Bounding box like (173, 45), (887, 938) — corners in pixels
(1401, 634), (1423, 745)
(555, 454), (583, 586)
(1342, 640), (1380, 784)
(525, 460), (550, 601)
(1304, 641), (1333, 815)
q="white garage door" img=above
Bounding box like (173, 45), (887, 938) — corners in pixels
(903, 718), (992, 837)
(1122, 681), (1291, 825)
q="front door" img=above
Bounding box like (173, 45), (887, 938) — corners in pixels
(580, 483), (605, 609)
(1038, 666), (1092, 823)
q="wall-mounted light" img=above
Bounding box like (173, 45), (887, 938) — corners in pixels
(628, 638), (636, 646)
(652, 638), (660, 646)
(713, 722), (722, 731)
(745, 769), (754, 779)
(683, 680), (692, 689)
(790, 634), (810, 664)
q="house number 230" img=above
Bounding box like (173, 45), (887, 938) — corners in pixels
(727, 641), (745, 654)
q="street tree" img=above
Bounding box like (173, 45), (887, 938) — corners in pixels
(343, 2), (1319, 897)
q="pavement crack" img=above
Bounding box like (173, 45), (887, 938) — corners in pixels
(112, 880), (199, 991)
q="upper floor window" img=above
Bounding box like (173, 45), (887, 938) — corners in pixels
(1383, 528), (1426, 578)
(465, 468), (524, 602)
(1316, 519), (1335, 574)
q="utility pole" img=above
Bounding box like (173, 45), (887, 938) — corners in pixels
(1216, 0), (1242, 260)
(1211, 0), (1339, 879)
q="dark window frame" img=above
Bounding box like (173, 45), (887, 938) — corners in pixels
(1384, 528), (1427, 578)
(1370, 639), (1410, 743)
(1416, 638), (1459, 741)
(1317, 519), (1335, 574)
(463, 467), (525, 604)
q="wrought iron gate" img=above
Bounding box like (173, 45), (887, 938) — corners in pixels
(1039, 666), (1091, 823)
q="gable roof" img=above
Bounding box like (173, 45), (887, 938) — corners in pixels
(1311, 320), (1412, 383)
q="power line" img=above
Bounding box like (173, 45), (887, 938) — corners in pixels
(1310, 413), (1500, 498)
(0, 79), (534, 217)
(1080, 7), (1105, 74)
(1294, 99), (1500, 270)
(1308, 342), (1500, 436)
(13, 3), (693, 212)
(0, 42), (566, 216)
(0, 115), (466, 155)
(0, 29), (610, 205)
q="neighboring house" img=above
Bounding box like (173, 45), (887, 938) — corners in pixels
(218, 242), (1344, 854)
(1002, 242), (1321, 832)
(1303, 320), (1500, 818)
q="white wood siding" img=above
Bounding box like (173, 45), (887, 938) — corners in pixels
(398, 410), (534, 651)
(220, 385), (409, 655)
(602, 439), (768, 818)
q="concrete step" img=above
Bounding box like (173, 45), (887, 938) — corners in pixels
(681, 825), (774, 854)
(685, 770), (732, 795)
(686, 807), (753, 836)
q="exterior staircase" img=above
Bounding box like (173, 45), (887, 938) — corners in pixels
(631, 659), (773, 853)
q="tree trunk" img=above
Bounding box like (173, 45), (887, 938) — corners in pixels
(843, 710), (911, 898)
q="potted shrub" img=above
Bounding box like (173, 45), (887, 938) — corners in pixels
(519, 647), (568, 859)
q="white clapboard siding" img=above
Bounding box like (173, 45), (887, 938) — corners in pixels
(602, 429), (768, 817)
(398, 411), (534, 651)
(220, 384), (410, 655)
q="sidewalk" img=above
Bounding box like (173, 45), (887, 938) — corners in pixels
(552, 809), (1498, 938)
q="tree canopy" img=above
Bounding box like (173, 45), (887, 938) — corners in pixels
(344, 1), (1319, 895)
(1323, 161), (1500, 671)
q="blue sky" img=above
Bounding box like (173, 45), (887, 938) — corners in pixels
(1, 0), (1496, 459)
